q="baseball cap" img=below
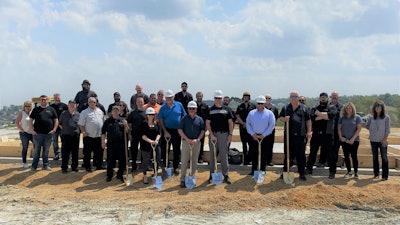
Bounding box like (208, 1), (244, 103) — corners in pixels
(145, 107), (156, 115)
(187, 101), (197, 108)
(320, 92), (328, 97)
(214, 90), (223, 98)
(68, 99), (76, 104)
(165, 89), (174, 98)
(82, 79), (91, 85)
(256, 95), (266, 103)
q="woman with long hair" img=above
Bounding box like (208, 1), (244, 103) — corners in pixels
(365, 100), (390, 180)
(15, 100), (33, 168)
(337, 102), (362, 179)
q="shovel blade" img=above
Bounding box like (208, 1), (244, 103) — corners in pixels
(283, 172), (295, 184)
(185, 175), (196, 189)
(254, 171), (265, 184)
(152, 176), (163, 189)
(165, 168), (172, 178)
(212, 172), (223, 186)
(125, 174), (133, 186)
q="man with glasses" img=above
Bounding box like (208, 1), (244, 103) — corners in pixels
(264, 94), (279, 167)
(50, 93), (68, 160)
(156, 90), (165, 105)
(246, 96), (276, 176)
(329, 91), (343, 177)
(174, 82), (193, 113)
(158, 90), (187, 176)
(29, 95), (59, 171)
(306, 92), (338, 178)
(236, 91), (256, 166)
(206, 90), (235, 184)
(78, 97), (105, 172)
(279, 91), (312, 181)
(177, 101), (205, 188)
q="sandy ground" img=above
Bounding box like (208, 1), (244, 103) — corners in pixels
(1, 161), (400, 225)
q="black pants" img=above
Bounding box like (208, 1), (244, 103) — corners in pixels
(265, 129), (275, 164)
(161, 128), (181, 170)
(83, 136), (103, 169)
(250, 138), (269, 172)
(282, 134), (306, 175)
(130, 132), (141, 170)
(141, 145), (161, 175)
(307, 133), (332, 170)
(106, 141), (126, 178)
(239, 126), (253, 164)
(61, 134), (79, 171)
(342, 141), (359, 173)
(198, 136), (205, 161)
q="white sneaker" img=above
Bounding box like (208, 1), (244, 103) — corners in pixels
(344, 172), (352, 178)
(23, 163), (29, 169)
(43, 165), (52, 170)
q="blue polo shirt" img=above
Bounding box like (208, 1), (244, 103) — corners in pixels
(179, 115), (205, 139)
(158, 101), (186, 129)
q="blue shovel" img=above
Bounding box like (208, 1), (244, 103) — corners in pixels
(211, 139), (223, 185)
(164, 137), (172, 178)
(151, 144), (163, 189)
(185, 144), (196, 189)
(254, 139), (265, 184)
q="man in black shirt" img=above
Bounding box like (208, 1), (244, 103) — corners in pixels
(195, 91), (209, 163)
(50, 93), (68, 160)
(29, 95), (59, 171)
(174, 82), (193, 113)
(206, 90), (235, 184)
(127, 97), (146, 171)
(74, 79), (96, 113)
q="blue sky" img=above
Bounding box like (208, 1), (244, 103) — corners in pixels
(1, 0), (399, 108)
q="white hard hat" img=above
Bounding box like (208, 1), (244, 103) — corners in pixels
(165, 89), (174, 98)
(145, 107), (156, 115)
(256, 95), (266, 103)
(214, 90), (223, 98)
(187, 100), (197, 108)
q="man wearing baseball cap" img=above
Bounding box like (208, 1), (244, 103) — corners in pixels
(74, 79), (96, 113)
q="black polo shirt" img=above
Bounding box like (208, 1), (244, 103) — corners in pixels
(206, 105), (234, 133)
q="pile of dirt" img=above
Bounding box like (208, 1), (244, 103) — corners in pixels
(1, 163), (399, 216)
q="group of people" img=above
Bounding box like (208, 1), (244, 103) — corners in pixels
(15, 79), (391, 188)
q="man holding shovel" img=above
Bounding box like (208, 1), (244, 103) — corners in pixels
(178, 101), (205, 188)
(206, 90), (235, 184)
(245, 96), (276, 177)
(278, 91), (312, 181)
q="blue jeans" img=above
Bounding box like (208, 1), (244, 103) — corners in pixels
(52, 129), (61, 155)
(32, 133), (52, 169)
(19, 132), (33, 163)
(371, 141), (389, 179)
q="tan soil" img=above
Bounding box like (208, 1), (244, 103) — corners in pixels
(1, 163), (399, 216)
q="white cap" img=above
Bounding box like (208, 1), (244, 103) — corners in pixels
(187, 100), (197, 108)
(145, 107), (156, 115)
(214, 90), (223, 98)
(256, 95), (266, 103)
(165, 89), (174, 98)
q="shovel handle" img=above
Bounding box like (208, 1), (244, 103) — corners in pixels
(165, 137), (170, 168)
(285, 118), (290, 173)
(257, 139), (262, 172)
(211, 140), (218, 173)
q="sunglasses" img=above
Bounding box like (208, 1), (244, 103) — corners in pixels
(89, 101), (97, 104)
(266, 97), (271, 100)
(41, 99), (47, 101)
(290, 96), (298, 99)
(299, 100), (305, 102)
(119, 105), (125, 107)
(24, 105), (31, 107)
(214, 97), (222, 100)
(188, 108), (196, 110)
(257, 103), (264, 105)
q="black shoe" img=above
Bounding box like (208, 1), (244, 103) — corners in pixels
(224, 176), (232, 184)
(305, 169), (313, 175)
(198, 159), (204, 164)
(72, 168), (79, 172)
(329, 173), (335, 179)
(268, 162), (275, 166)
(53, 154), (60, 160)
(208, 175), (213, 184)
(280, 174), (283, 179)
(174, 169), (179, 176)
(106, 177), (112, 182)
(62, 169), (68, 174)
(96, 166), (106, 170)
(86, 168), (93, 172)
(299, 175), (307, 181)
(117, 175), (124, 182)
(180, 181), (186, 188)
